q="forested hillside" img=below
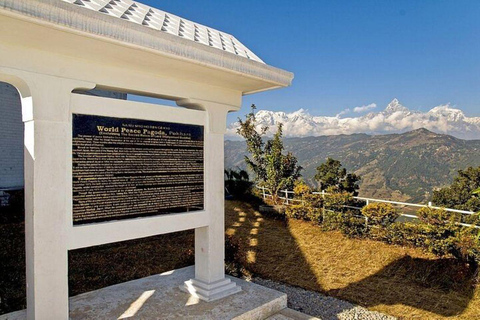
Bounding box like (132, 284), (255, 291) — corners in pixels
(225, 128), (480, 202)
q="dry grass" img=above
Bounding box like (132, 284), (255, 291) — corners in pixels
(225, 200), (480, 320)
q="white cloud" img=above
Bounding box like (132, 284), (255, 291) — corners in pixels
(336, 108), (350, 118)
(226, 100), (480, 140)
(353, 103), (377, 113)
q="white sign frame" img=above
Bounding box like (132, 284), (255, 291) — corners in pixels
(67, 94), (208, 249)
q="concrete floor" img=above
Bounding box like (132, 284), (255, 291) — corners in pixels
(0, 266), (288, 320)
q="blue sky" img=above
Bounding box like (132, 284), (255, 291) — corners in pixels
(139, 1), (480, 123)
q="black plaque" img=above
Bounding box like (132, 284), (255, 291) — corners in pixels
(72, 114), (204, 225)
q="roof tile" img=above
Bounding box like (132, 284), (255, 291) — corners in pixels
(61, 0), (264, 63)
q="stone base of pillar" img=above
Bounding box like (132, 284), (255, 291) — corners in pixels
(180, 277), (242, 302)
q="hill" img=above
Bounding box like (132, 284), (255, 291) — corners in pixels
(224, 128), (480, 202)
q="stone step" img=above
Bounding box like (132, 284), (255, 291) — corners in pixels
(266, 308), (320, 320)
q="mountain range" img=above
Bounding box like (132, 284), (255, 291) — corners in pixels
(225, 129), (480, 202)
(226, 99), (480, 140)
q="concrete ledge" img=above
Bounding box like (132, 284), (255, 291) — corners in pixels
(0, 266), (287, 320)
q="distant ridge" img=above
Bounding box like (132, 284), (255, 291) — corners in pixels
(227, 99), (480, 140)
(225, 128), (480, 202)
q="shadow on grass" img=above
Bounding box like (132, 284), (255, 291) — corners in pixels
(327, 255), (477, 317)
(225, 200), (320, 290)
(225, 200), (478, 319)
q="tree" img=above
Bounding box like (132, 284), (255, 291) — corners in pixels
(237, 104), (302, 202)
(314, 158), (361, 195)
(432, 166), (480, 211)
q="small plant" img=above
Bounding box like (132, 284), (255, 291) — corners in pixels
(338, 210), (368, 237)
(361, 203), (399, 227)
(415, 207), (461, 257)
(323, 187), (353, 211)
(417, 207), (461, 225)
(385, 222), (425, 247)
(286, 184), (323, 222)
(453, 227), (480, 263)
(285, 204), (310, 220)
(293, 180), (311, 199)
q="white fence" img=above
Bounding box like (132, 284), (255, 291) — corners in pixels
(256, 186), (480, 229)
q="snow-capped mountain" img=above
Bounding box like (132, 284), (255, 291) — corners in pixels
(226, 99), (480, 140)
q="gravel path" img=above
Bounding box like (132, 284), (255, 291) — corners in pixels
(252, 278), (397, 320)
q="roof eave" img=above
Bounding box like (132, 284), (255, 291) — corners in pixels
(0, 0), (293, 92)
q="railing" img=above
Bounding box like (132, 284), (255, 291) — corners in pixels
(256, 186), (480, 229)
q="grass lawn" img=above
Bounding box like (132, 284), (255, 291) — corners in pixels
(225, 200), (480, 320)
(1, 199), (479, 319)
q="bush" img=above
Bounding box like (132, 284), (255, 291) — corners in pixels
(324, 189), (353, 212)
(454, 227), (480, 263)
(338, 210), (367, 237)
(303, 193), (324, 209)
(413, 208), (459, 257)
(361, 203), (399, 227)
(293, 180), (311, 198)
(285, 195), (323, 223)
(417, 207), (461, 225)
(285, 204), (310, 220)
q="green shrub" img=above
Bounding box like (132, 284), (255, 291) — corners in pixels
(303, 193), (324, 209)
(293, 180), (311, 198)
(285, 196), (323, 223)
(361, 203), (399, 227)
(338, 210), (367, 237)
(454, 227), (480, 263)
(285, 204), (310, 220)
(324, 189), (353, 212)
(385, 222), (426, 247)
(306, 207), (323, 223)
(284, 185), (325, 223)
(415, 208), (458, 256)
(417, 207), (461, 225)
(463, 212), (480, 226)
(320, 209), (344, 231)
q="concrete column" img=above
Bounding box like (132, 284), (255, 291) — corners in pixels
(20, 73), (94, 320)
(180, 100), (241, 301)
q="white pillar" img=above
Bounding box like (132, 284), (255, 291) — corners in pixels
(179, 100), (241, 301)
(21, 73), (94, 320)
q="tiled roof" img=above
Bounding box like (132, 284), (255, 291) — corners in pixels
(61, 0), (264, 63)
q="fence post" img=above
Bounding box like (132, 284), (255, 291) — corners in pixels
(322, 190), (326, 222)
(285, 190), (289, 205)
(366, 199), (370, 206)
(262, 187), (266, 200)
(428, 201), (432, 207)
